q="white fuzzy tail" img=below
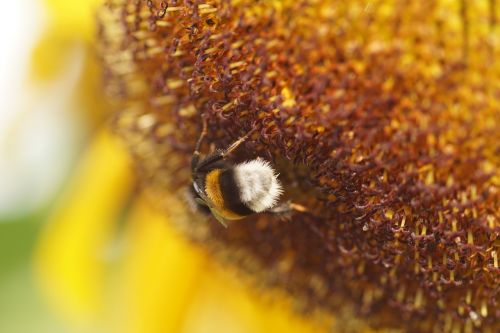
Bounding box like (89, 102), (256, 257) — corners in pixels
(233, 158), (283, 212)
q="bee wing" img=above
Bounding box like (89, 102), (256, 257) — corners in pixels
(209, 208), (228, 227)
(195, 197), (208, 207)
(195, 188), (214, 207)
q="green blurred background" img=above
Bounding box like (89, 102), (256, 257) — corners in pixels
(0, 1), (81, 331)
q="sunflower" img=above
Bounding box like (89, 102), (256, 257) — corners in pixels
(33, 0), (499, 333)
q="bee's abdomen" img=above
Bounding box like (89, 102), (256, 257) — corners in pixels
(205, 159), (283, 218)
(219, 168), (255, 216)
(233, 159), (283, 213)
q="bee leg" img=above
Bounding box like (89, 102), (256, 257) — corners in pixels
(191, 114), (208, 172)
(269, 201), (308, 214)
(220, 128), (257, 159)
(288, 202), (309, 213)
(194, 127), (257, 172)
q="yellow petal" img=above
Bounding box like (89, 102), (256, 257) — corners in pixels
(43, 0), (103, 41)
(34, 129), (134, 328)
(31, 0), (103, 81)
(110, 199), (209, 333)
(181, 268), (327, 333)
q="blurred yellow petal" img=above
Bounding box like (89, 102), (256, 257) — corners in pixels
(43, 0), (103, 41)
(30, 28), (78, 81)
(35, 129), (134, 328)
(31, 0), (110, 125)
(31, 0), (103, 82)
(180, 269), (328, 333)
(110, 200), (209, 333)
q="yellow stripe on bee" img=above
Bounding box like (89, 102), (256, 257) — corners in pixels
(205, 169), (224, 209)
(205, 169), (244, 220)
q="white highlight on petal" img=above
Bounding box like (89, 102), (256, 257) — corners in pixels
(233, 158), (283, 212)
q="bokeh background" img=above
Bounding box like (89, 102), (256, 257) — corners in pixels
(0, 1), (99, 331)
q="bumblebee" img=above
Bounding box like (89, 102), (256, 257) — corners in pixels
(189, 116), (304, 226)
